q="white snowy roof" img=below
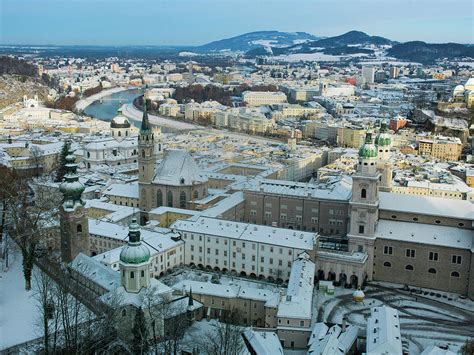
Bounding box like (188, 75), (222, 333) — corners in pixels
(103, 182), (139, 199)
(375, 220), (473, 250)
(171, 280), (279, 307)
(153, 149), (208, 186)
(242, 175), (352, 201)
(366, 306), (402, 355)
(277, 253), (315, 320)
(379, 192), (474, 220)
(242, 330), (284, 355)
(172, 216), (316, 250)
(70, 253), (120, 292)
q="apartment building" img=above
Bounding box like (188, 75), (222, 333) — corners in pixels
(242, 91), (287, 106)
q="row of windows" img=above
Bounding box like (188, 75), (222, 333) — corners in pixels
(183, 234), (292, 254)
(382, 246), (462, 264)
(382, 262), (461, 278)
(389, 215), (465, 227)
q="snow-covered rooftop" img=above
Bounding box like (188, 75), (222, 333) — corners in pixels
(379, 192), (474, 220)
(375, 220), (473, 251)
(153, 149), (208, 186)
(366, 306), (402, 355)
(172, 216), (316, 250)
(277, 253), (315, 320)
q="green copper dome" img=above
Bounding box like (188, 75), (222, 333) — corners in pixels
(60, 153), (85, 209)
(120, 219), (150, 264)
(375, 121), (391, 147)
(359, 130), (378, 158)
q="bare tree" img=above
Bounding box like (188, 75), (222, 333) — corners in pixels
(198, 308), (244, 355)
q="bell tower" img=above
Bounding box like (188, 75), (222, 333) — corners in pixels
(375, 120), (392, 192)
(119, 218), (151, 293)
(138, 99), (155, 222)
(347, 129), (380, 282)
(60, 152), (89, 263)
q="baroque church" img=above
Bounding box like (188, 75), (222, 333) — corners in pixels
(137, 100), (209, 223)
(82, 108), (163, 169)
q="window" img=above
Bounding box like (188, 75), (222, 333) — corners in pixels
(406, 249), (415, 258)
(383, 261), (392, 268)
(405, 264), (414, 271)
(141, 149), (145, 158)
(300, 320), (304, 326)
(156, 189), (163, 206)
(429, 252), (439, 261)
(359, 225), (365, 234)
(451, 271), (460, 278)
(76, 224), (82, 233)
(122, 309), (126, 317)
(130, 271), (134, 278)
(361, 188), (367, 199)
(451, 255), (462, 264)
(383, 246), (393, 255)
(141, 270), (144, 277)
(428, 268), (437, 274)
(193, 190), (198, 199)
(167, 190), (173, 207)
(180, 191), (186, 208)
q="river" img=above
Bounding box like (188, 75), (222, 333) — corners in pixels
(83, 88), (176, 132)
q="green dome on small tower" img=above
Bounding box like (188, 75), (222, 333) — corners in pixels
(59, 152), (85, 209)
(120, 219), (150, 264)
(375, 120), (391, 147)
(358, 130), (378, 158)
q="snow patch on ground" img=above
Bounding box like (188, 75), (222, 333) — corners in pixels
(0, 247), (39, 350)
(269, 52), (370, 62)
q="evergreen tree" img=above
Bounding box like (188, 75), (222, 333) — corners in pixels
(55, 140), (70, 182)
(132, 307), (148, 355)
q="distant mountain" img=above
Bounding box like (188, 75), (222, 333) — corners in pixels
(308, 30), (394, 48)
(245, 30), (394, 57)
(195, 31), (320, 52)
(387, 41), (474, 63)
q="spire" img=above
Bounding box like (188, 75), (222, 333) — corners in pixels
(188, 287), (194, 307)
(140, 98), (151, 132)
(119, 218), (150, 264)
(59, 152), (85, 210)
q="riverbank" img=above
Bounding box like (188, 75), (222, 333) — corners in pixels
(121, 103), (201, 130)
(74, 86), (131, 112)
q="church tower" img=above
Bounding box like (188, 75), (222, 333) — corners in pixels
(138, 99), (155, 222)
(60, 152), (89, 263)
(375, 120), (392, 192)
(119, 218), (151, 293)
(347, 129), (380, 282)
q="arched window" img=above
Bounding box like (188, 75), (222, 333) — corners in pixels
(130, 271), (135, 278)
(141, 270), (145, 277)
(142, 149), (145, 158)
(118, 131), (122, 137)
(428, 268), (437, 274)
(77, 224), (82, 233)
(405, 265), (414, 271)
(451, 271), (460, 278)
(156, 189), (163, 206)
(167, 190), (173, 207)
(383, 262), (391, 268)
(126, 131), (128, 136)
(193, 190), (198, 199)
(87, 152), (91, 158)
(361, 188), (367, 199)
(180, 191), (186, 208)
(122, 309), (126, 317)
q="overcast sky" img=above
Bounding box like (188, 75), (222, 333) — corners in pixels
(1, 0), (472, 45)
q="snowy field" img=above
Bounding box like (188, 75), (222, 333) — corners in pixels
(268, 52), (370, 62)
(0, 247), (38, 350)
